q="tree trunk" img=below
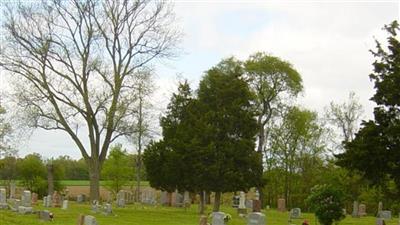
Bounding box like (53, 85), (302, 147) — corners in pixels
(213, 192), (222, 212)
(89, 160), (101, 202)
(257, 115), (266, 208)
(47, 164), (54, 196)
(199, 191), (205, 215)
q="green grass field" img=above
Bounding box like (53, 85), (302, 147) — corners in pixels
(0, 202), (398, 225)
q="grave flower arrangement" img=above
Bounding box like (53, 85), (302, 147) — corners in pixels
(224, 213), (232, 223)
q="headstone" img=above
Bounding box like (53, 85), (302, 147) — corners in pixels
(106, 192), (113, 203)
(21, 190), (31, 207)
(52, 191), (61, 207)
(232, 195), (239, 208)
(211, 212), (226, 225)
(18, 206), (33, 214)
(116, 190), (125, 208)
(77, 194), (86, 203)
(103, 203), (112, 216)
(0, 188), (7, 209)
(358, 204), (367, 216)
(84, 215), (98, 225)
(62, 200), (68, 210)
(38, 210), (51, 221)
(379, 210), (392, 220)
(352, 201), (359, 218)
(376, 218), (384, 225)
(9, 199), (21, 212)
(238, 191), (247, 215)
(175, 191), (184, 207)
(77, 214), (85, 225)
(247, 212), (266, 225)
(252, 200), (261, 212)
(43, 196), (47, 207)
(91, 200), (100, 213)
(160, 191), (168, 206)
(245, 199), (253, 209)
(31, 193), (38, 205)
(45, 195), (52, 207)
(10, 181), (16, 199)
(184, 191), (191, 207)
(199, 215), (208, 225)
(378, 201), (383, 215)
(277, 198), (286, 212)
(290, 208), (301, 219)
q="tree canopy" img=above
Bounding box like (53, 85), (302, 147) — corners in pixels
(336, 21), (400, 191)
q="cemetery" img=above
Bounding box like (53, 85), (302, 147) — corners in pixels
(0, 0), (399, 225)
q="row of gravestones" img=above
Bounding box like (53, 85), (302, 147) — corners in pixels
(201, 212), (266, 225)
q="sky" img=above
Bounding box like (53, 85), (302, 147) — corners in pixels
(2, 0), (399, 159)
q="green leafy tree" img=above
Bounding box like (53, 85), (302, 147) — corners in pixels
(306, 185), (345, 225)
(336, 21), (400, 191)
(17, 154), (47, 195)
(196, 58), (263, 212)
(267, 106), (326, 208)
(102, 144), (134, 195)
(245, 52), (303, 207)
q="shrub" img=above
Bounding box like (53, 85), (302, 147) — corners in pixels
(306, 184), (345, 225)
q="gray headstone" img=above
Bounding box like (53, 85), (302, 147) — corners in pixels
(245, 199), (253, 209)
(160, 191), (168, 205)
(84, 215), (98, 225)
(376, 218), (384, 225)
(77, 194), (85, 203)
(0, 188), (7, 209)
(116, 190), (125, 208)
(91, 200), (100, 213)
(247, 212), (266, 225)
(10, 199), (21, 212)
(45, 195), (52, 207)
(352, 201), (359, 218)
(103, 203), (112, 215)
(290, 208), (301, 219)
(62, 200), (68, 210)
(378, 201), (383, 214)
(10, 181), (16, 199)
(18, 206), (33, 214)
(211, 212), (226, 225)
(21, 190), (31, 207)
(379, 210), (392, 220)
(39, 210), (51, 221)
(175, 191), (184, 207)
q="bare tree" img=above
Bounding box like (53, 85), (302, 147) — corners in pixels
(128, 69), (155, 202)
(325, 92), (363, 151)
(0, 0), (180, 201)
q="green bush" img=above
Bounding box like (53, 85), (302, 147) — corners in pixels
(306, 185), (345, 225)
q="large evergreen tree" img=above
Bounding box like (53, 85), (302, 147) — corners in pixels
(336, 21), (400, 191)
(196, 58), (263, 212)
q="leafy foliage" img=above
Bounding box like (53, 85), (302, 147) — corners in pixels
(306, 185), (345, 225)
(336, 21), (400, 191)
(102, 144), (134, 195)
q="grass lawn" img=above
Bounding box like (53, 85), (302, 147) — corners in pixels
(0, 202), (398, 225)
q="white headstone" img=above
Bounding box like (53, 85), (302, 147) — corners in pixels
(62, 200), (68, 210)
(211, 212), (226, 225)
(116, 190), (125, 207)
(247, 212), (266, 225)
(239, 192), (246, 209)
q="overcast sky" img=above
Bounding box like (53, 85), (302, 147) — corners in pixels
(4, 0), (399, 159)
